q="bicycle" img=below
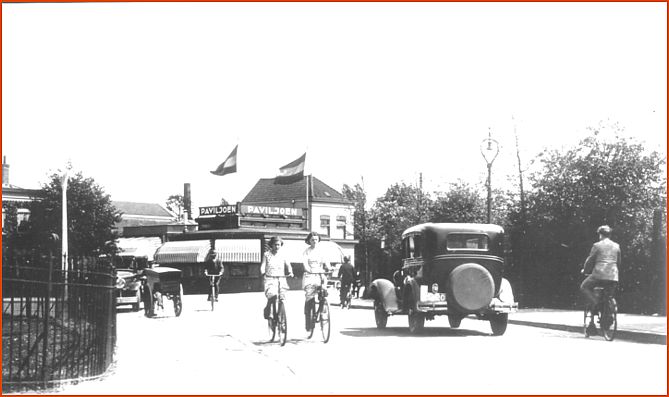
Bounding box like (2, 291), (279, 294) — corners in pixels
(583, 284), (618, 341)
(265, 275), (289, 346)
(204, 270), (223, 311)
(306, 272), (331, 343)
(340, 283), (352, 309)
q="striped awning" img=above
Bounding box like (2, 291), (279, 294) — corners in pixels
(154, 240), (211, 264)
(116, 237), (162, 260)
(214, 239), (261, 263)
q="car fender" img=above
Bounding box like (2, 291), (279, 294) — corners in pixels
(496, 278), (515, 303)
(370, 279), (399, 312)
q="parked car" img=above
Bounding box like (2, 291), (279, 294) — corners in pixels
(370, 223), (518, 335)
(114, 257), (149, 311)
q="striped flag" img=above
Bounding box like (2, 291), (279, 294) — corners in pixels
(210, 145), (238, 176)
(275, 153), (306, 184)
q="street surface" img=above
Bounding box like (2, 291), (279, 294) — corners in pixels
(58, 291), (666, 395)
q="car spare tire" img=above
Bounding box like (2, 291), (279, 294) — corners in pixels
(449, 263), (494, 312)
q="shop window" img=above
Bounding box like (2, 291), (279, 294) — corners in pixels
(336, 216), (346, 239)
(320, 215), (330, 237)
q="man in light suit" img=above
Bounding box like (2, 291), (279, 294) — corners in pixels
(580, 225), (621, 335)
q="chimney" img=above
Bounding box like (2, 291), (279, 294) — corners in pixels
(2, 156), (9, 186)
(184, 183), (192, 220)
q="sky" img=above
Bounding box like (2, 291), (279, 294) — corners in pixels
(2, 2), (666, 213)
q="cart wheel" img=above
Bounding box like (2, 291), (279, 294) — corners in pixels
(173, 284), (183, 317)
(143, 286), (154, 318)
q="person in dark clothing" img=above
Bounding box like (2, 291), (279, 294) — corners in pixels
(204, 251), (223, 302)
(351, 270), (362, 298)
(338, 256), (355, 307)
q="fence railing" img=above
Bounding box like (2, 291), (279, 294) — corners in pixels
(2, 255), (116, 393)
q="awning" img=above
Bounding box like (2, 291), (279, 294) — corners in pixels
(116, 237), (163, 260)
(154, 240), (211, 264)
(280, 239), (344, 265)
(214, 239), (261, 263)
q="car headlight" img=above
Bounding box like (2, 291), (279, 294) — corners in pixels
(115, 277), (126, 289)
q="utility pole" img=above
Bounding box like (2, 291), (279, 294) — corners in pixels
(418, 172), (423, 223)
(513, 117), (526, 220)
(361, 176), (369, 286)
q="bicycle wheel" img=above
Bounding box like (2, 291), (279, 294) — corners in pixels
(278, 300), (288, 346)
(268, 302), (277, 342)
(210, 284), (215, 311)
(601, 298), (617, 341)
(320, 298), (331, 343)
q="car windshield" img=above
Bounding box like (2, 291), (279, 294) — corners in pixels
(446, 233), (488, 251)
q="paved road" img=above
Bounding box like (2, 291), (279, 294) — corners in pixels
(57, 291), (667, 395)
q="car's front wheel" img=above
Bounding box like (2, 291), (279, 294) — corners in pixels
(374, 300), (388, 329)
(489, 313), (508, 336)
(408, 308), (425, 334)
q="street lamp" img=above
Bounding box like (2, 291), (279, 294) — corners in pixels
(480, 129), (499, 224)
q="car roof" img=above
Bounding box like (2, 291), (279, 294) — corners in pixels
(402, 223), (504, 238)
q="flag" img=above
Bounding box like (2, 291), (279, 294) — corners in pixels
(275, 153), (306, 184)
(210, 145), (238, 176)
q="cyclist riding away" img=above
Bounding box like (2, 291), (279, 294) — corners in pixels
(338, 255), (355, 307)
(204, 251), (223, 302)
(580, 225), (620, 336)
(261, 236), (294, 319)
(302, 232), (330, 331)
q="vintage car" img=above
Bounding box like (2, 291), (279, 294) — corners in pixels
(114, 257), (149, 311)
(141, 267), (183, 318)
(370, 223), (518, 335)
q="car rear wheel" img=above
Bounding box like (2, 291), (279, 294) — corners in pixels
(448, 315), (463, 328)
(408, 308), (425, 334)
(374, 300), (388, 329)
(489, 313), (508, 336)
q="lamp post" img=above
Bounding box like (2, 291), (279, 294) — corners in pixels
(480, 129), (499, 224)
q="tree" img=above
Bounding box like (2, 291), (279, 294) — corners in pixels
(21, 171), (121, 258)
(166, 194), (184, 221)
(342, 182), (370, 283)
(431, 180), (486, 223)
(510, 126), (666, 312)
(368, 183), (432, 279)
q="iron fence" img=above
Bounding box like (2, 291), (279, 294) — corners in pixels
(2, 254), (116, 393)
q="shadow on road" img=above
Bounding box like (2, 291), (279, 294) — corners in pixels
(509, 319), (667, 345)
(340, 327), (488, 338)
